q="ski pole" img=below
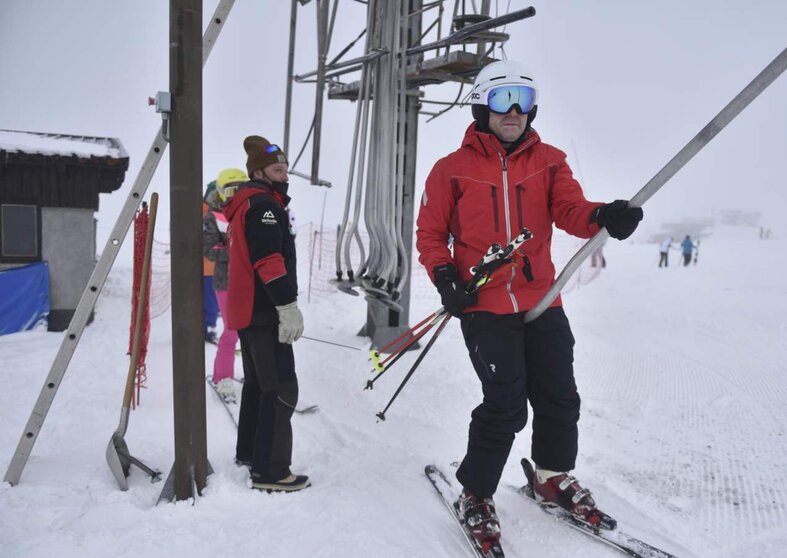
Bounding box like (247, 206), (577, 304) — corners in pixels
(368, 228), (534, 383)
(365, 309), (446, 390)
(376, 312), (452, 422)
(370, 309), (443, 372)
(301, 335), (361, 351)
(524, 47), (787, 323)
(372, 308), (441, 357)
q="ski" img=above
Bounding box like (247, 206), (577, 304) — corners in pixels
(425, 465), (506, 558)
(206, 375), (238, 428)
(467, 228), (533, 294)
(515, 458), (677, 558)
(208, 376), (318, 428)
(230, 378), (319, 415)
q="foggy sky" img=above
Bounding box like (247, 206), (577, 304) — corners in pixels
(1, 0), (785, 263)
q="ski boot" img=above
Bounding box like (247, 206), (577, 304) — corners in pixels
(455, 489), (504, 556)
(532, 470), (617, 531)
(215, 378), (237, 403)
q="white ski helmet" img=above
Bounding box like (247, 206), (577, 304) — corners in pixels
(470, 60), (539, 130)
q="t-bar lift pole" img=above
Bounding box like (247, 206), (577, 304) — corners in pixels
(524, 47), (787, 323)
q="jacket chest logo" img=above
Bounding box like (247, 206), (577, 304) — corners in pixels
(260, 210), (277, 225)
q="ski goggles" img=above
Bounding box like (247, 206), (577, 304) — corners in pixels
(484, 85), (537, 114)
(218, 182), (243, 201)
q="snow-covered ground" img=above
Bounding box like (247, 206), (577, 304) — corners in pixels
(2, 231), (786, 558)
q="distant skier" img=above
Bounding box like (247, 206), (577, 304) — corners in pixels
(681, 235), (695, 267)
(658, 236), (674, 267)
(416, 60), (643, 552)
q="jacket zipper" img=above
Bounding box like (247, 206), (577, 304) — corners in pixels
(498, 154), (519, 313)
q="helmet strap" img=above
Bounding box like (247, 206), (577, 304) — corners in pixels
(526, 105), (538, 130)
(472, 104), (491, 133)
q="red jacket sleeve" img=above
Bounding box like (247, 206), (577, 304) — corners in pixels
(416, 159), (456, 283)
(549, 155), (604, 239)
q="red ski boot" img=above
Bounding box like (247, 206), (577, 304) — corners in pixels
(532, 470), (611, 529)
(455, 489), (503, 555)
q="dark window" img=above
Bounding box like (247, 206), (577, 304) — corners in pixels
(1, 204), (40, 262)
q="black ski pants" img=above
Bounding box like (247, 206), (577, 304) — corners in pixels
(236, 325), (299, 483)
(456, 307), (580, 499)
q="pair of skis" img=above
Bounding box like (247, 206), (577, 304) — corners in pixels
(425, 461), (677, 558)
(206, 375), (318, 430)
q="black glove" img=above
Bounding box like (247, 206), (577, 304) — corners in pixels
(591, 200), (643, 240)
(433, 264), (477, 318)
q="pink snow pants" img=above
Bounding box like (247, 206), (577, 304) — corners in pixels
(213, 290), (238, 382)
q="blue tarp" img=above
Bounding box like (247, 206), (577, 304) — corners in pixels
(0, 262), (50, 335)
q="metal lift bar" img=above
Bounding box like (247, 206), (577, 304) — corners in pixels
(524, 47), (787, 324)
(4, 0), (237, 487)
(284, 0), (299, 155)
(406, 6), (535, 56)
(293, 6), (535, 83)
(311, 0), (331, 184)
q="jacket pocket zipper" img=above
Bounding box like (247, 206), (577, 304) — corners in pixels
(515, 184), (525, 231)
(522, 254), (534, 282)
(490, 185), (500, 232)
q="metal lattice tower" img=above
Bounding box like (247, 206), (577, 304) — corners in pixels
(289, 2), (536, 349)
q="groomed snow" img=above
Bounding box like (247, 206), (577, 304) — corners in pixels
(2, 231), (786, 558)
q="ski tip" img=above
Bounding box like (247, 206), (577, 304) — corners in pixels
(520, 458), (535, 483)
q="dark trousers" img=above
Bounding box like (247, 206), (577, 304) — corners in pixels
(658, 252), (668, 267)
(683, 253), (691, 266)
(236, 325), (298, 482)
(456, 308), (580, 498)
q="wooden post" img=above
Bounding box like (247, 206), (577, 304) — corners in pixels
(166, 0), (208, 501)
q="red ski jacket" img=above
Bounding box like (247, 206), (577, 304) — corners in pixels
(223, 181), (297, 330)
(416, 124), (603, 315)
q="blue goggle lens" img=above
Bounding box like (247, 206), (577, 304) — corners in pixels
(487, 85), (536, 115)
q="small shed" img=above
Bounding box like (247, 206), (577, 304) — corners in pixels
(0, 129), (129, 332)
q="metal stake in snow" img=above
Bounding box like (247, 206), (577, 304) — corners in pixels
(524, 47), (787, 324)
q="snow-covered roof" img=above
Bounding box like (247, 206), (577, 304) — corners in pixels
(0, 129), (128, 159)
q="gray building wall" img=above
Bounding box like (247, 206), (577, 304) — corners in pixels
(41, 207), (95, 311)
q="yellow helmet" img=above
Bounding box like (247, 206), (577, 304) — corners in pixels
(215, 168), (248, 201)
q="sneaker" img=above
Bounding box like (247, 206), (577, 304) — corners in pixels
(532, 470), (601, 526)
(215, 378), (236, 403)
(455, 489), (501, 550)
(252, 474), (311, 493)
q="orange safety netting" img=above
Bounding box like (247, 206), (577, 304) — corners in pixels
(129, 202), (152, 409)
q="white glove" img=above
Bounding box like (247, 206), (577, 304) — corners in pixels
(275, 301), (304, 344)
